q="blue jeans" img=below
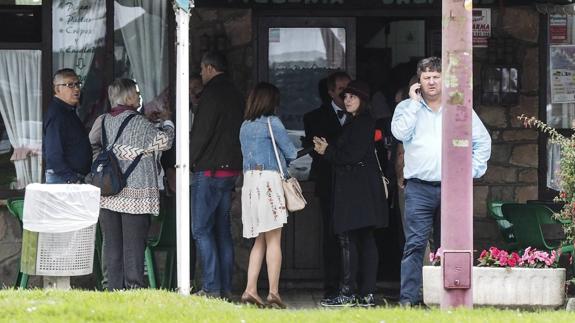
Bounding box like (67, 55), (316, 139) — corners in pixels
(45, 169), (68, 184)
(191, 172), (236, 295)
(400, 180), (441, 304)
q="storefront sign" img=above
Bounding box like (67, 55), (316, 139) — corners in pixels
(550, 15), (568, 45)
(197, 0), (522, 9)
(550, 45), (575, 104)
(472, 8), (491, 48)
(52, 0), (106, 82)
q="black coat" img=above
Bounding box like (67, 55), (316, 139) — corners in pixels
(189, 74), (244, 171)
(303, 103), (343, 198)
(324, 111), (389, 234)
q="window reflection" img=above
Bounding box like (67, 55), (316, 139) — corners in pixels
(268, 27), (346, 180)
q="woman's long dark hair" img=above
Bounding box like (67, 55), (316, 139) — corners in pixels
(341, 92), (370, 117)
(244, 82), (280, 121)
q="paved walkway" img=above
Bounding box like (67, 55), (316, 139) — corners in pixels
(237, 288), (400, 309)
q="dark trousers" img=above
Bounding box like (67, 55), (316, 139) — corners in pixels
(100, 209), (151, 290)
(320, 195), (340, 296)
(338, 227), (379, 296)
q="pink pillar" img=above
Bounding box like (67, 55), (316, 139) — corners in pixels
(440, 0), (474, 309)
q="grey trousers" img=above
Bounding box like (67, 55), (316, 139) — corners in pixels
(99, 209), (150, 290)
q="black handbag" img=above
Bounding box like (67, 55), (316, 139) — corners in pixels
(86, 114), (143, 196)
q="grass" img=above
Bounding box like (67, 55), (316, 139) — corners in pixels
(0, 290), (574, 323)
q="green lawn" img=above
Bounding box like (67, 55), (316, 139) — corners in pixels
(0, 290), (573, 323)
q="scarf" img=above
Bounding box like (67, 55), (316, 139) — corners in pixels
(110, 105), (136, 116)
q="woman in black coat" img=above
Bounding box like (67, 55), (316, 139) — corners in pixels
(313, 80), (389, 307)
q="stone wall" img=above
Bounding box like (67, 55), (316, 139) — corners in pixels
(473, 6), (541, 251)
(0, 206), (22, 288)
(190, 9), (254, 94)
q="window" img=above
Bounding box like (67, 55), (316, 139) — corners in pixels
(52, 0), (107, 126)
(0, 50), (42, 189)
(0, 4), (42, 42)
(259, 18), (355, 180)
(114, 0), (169, 114)
(546, 15), (575, 191)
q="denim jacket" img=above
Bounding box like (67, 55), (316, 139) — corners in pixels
(240, 116), (297, 176)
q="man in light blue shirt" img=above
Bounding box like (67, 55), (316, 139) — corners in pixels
(391, 57), (491, 306)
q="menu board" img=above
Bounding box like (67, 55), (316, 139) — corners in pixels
(550, 45), (575, 104)
(52, 0), (106, 82)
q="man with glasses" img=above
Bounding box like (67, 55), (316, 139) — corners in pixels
(43, 68), (92, 184)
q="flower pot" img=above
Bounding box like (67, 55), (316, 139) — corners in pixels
(423, 266), (566, 308)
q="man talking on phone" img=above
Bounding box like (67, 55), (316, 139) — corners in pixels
(391, 57), (491, 307)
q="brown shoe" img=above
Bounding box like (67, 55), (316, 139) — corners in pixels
(241, 292), (265, 308)
(266, 293), (287, 309)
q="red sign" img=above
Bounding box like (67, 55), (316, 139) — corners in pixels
(550, 15), (568, 45)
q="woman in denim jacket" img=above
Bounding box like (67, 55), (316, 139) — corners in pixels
(239, 82), (297, 308)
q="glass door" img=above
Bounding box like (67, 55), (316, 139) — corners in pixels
(258, 17), (355, 181)
(257, 17), (355, 281)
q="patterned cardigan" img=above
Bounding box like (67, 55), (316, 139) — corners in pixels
(89, 110), (174, 215)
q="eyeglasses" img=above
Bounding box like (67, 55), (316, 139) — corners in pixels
(55, 82), (82, 89)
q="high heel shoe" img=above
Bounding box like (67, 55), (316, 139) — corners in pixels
(266, 293), (287, 309)
(241, 292), (265, 308)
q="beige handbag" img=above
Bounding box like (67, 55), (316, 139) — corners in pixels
(268, 117), (307, 212)
(374, 148), (390, 199)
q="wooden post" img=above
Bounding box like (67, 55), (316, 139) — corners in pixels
(440, 0), (474, 309)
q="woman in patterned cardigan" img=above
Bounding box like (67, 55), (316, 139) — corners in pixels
(89, 78), (174, 290)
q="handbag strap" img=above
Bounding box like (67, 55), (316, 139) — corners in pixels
(102, 113), (138, 149)
(122, 153), (144, 180)
(102, 113), (143, 180)
(374, 148), (384, 174)
(267, 117), (285, 178)
(374, 148), (390, 186)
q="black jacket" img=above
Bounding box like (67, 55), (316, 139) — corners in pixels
(324, 111), (389, 234)
(42, 97), (92, 182)
(189, 74), (244, 171)
(303, 102), (343, 198)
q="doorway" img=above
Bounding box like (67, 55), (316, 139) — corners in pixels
(256, 14), (440, 286)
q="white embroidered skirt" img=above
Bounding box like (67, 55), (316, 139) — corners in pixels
(241, 170), (288, 238)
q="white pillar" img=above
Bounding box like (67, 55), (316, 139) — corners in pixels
(174, 4), (191, 296)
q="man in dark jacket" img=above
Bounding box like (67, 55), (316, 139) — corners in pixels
(189, 51), (244, 299)
(43, 68), (91, 184)
(303, 71), (351, 299)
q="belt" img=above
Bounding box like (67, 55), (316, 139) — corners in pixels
(343, 161), (367, 171)
(249, 165), (264, 171)
(408, 178), (441, 187)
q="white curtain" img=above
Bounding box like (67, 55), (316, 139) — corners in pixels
(320, 28), (346, 69)
(115, 0), (168, 113)
(0, 50), (42, 189)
